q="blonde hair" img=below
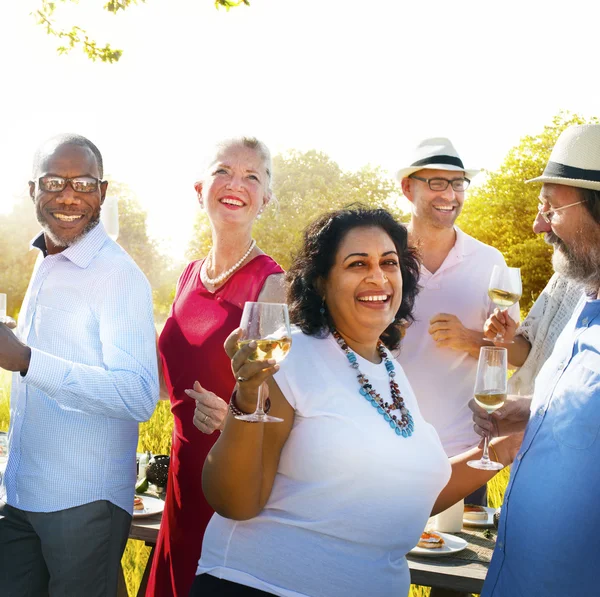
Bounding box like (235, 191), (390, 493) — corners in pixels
(205, 136), (273, 193)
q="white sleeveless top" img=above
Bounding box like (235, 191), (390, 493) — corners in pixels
(197, 329), (450, 597)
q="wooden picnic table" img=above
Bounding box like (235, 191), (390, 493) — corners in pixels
(122, 513), (496, 596)
(408, 526), (496, 594)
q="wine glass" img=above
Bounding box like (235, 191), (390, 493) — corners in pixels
(487, 266), (522, 343)
(467, 346), (507, 471)
(235, 302), (292, 423)
(101, 196), (120, 242)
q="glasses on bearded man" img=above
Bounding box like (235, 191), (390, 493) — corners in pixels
(537, 199), (586, 224)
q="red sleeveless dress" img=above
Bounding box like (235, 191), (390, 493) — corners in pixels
(146, 255), (284, 597)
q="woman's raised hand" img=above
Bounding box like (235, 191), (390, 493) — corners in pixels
(224, 328), (279, 413)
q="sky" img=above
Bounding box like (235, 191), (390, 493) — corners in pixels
(2, 0), (599, 260)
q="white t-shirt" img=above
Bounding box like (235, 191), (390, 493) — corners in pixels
(197, 329), (450, 597)
(399, 227), (515, 457)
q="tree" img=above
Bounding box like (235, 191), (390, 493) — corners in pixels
(458, 111), (599, 312)
(108, 181), (181, 319)
(187, 149), (405, 269)
(33, 0), (250, 63)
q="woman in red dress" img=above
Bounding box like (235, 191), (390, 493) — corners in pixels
(146, 137), (285, 597)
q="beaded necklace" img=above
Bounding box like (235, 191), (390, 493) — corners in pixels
(201, 239), (256, 287)
(333, 330), (414, 438)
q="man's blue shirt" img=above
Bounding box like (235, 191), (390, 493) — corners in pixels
(483, 294), (600, 596)
(2, 223), (158, 515)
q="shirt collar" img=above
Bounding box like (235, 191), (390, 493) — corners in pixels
(29, 222), (109, 269)
(453, 226), (476, 257)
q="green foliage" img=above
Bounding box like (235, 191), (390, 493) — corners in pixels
(32, 0), (250, 63)
(215, 0), (250, 9)
(187, 149), (405, 268)
(459, 111), (599, 313)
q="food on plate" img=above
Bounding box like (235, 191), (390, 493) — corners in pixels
(417, 531), (445, 549)
(134, 496), (145, 511)
(464, 504), (488, 521)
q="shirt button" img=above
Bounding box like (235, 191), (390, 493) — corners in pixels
(498, 541), (504, 550)
(582, 317), (589, 326)
(517, 453), (523, 461)
(537, 407), (545, 416)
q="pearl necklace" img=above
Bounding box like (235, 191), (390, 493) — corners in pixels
(333, 330), (414, 438)
(201, 239), (257, 287)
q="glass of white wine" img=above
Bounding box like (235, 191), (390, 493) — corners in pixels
(467, 346), (507, 471)
(235, 302), (292, 423)
(487, 265), (522, 343)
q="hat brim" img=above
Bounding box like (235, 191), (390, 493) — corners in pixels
(395, 164), (481, 183)
(526, 175), (600, 191)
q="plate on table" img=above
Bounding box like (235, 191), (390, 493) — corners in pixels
(133, 494), (165, 518)
(408, 532), (468, 557)
(463, 506), (495, 528)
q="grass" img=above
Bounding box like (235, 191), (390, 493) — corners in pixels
(0, 372), (509, 597)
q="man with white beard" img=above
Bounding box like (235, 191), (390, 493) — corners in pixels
(472, 124), (600, 597)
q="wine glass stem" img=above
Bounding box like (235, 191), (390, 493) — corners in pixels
(481, 433), (492, 464)
(255, 382), (266, 416)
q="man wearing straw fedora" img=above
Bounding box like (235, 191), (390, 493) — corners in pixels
(472, 123), (600, 596)
(397, 138), (516, 474)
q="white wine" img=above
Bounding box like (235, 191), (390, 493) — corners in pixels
(488, 288), (521, 308)
(474, 390), (506, 413)
(237, 337), (292, 363)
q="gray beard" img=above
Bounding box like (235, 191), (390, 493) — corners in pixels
(36, 208), (101, 249)
(546, 231), (600, 291)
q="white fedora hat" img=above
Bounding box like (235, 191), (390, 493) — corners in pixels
(395, 137), (481, 182)
(527, 124), (600, 191)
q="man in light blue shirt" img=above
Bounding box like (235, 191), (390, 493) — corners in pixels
(472, 124), (600, 596)
(0, 134), (159, 596)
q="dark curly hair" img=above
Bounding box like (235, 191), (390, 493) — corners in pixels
(286, 205), (420, 350)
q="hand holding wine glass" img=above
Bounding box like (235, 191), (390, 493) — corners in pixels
(230, 302), (292, 423)
(487, 266), (522, 343)
(467, 346), (508, 471)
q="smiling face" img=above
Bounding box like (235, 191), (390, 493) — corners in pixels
(538, 183), (600, 288)
(321, 226), (403, 347)
(402, 168), (465, 229)
(195, 142), (271, 232)
(29, 143), (107, 254)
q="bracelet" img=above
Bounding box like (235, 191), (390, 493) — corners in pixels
(489, 442), (500, 463)
(229, 389), (271, 416)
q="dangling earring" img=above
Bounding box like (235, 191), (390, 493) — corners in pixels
(256, 208), (264, 220)
(320, 298), (327, 328)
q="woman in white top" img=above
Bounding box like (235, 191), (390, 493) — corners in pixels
(192, 206), (519, 597)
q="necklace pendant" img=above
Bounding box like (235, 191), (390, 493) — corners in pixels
(333, 329), (414, 439)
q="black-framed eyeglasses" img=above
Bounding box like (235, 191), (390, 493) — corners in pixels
(537, 199), (585, 224)
(38, 175), (102, 193)
(409, 175), (470, 192)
